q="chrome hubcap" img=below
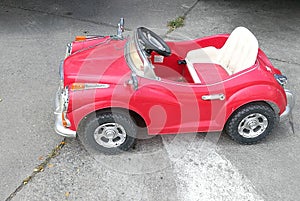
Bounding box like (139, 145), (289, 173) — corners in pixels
(238, 113), (268, 138)
(94, 123), (126, 148)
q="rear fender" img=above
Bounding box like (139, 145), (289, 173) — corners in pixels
(214, 85), (286, 128)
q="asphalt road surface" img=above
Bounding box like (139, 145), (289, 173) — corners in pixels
(0, 0), (299, 200)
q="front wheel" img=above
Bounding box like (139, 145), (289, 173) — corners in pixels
(78, 112), (137, 154)
(225, 103), (277, 144)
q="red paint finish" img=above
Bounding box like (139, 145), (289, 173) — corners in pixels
(62, 34), (287, 135)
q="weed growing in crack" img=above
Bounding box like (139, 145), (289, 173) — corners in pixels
(167, 16), (185, 33)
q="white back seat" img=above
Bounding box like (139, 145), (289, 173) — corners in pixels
(185, 27), (259, 83)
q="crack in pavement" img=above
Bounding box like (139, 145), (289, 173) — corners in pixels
(165, 0), (300, 69)
(269, 57), (300, 66)
(164, 0), (200, 36)
(0, 4), (132, 31)
(182, 0), (201, 18)
(5, 138), (66, 201)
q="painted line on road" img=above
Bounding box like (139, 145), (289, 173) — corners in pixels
(161, 133), (264, 201)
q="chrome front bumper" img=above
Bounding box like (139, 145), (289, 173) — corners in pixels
(280, 89), (295, 121)
(54, 87), (76, 137)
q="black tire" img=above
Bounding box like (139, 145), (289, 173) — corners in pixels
(225, 103), (277, 144)
(78, 112), (136, 154)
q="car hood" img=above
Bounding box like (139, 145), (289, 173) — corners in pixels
(63, 37), (131, 86)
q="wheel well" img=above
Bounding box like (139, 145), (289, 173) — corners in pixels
(79, 107), (147, 130)
(225, 101), (278, 129)
(237, 101), (275, 112)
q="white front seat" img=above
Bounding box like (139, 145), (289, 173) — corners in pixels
(185, 27), (259, 79)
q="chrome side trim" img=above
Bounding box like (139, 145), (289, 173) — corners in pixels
(84, 83), (110, 90)
(70, 83), (110, 91)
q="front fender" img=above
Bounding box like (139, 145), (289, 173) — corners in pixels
(67, 99), (146, 131)
(66, 84), (142, 130)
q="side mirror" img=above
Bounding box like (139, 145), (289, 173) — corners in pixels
(117, 18), (125, 38)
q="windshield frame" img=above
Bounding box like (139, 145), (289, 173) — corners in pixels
(125, 31), (159, 80)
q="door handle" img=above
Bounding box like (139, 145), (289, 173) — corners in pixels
(202, 94), (225, 101)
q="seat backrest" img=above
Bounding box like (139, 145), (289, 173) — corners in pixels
(217, 27), (258, 75)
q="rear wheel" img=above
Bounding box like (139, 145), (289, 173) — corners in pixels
(225, 103), (277, 144)
(78, 112), (136, 154)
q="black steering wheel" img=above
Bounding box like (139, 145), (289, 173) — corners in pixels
(137, 27), (171, 57)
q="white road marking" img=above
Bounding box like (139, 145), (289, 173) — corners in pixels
(161, 133), (264, 201)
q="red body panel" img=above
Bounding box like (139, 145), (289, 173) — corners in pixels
(64, 38), (129, 87)
(63, 34), (287, 135)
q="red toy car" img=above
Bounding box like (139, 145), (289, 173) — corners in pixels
(55, 19), (294, 154)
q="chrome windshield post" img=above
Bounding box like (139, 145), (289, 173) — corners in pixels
(134, 32), (159, 80)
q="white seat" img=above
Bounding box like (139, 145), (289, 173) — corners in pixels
(185, 27), (259, 82)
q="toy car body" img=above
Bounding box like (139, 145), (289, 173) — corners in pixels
(54, 20), (294, 154)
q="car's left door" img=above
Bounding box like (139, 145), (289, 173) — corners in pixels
(132, 78), (226, 134)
